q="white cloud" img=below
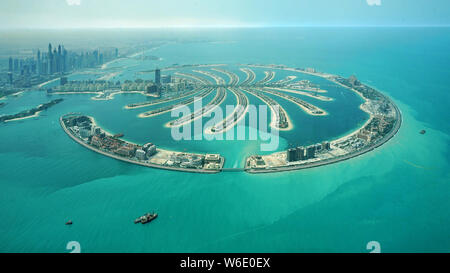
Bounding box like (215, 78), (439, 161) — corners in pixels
(66, 0), (81, 6)
(366, 0), (381, 6)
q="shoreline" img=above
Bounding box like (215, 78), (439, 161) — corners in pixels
(258, 88), (328, 116)
(266, 87), (333, 101)
(257, 71), (276, 84)
(203, 87), (250, 135)
(137, 88), (214, 118)
(247, 103), (401, 173)
(211, 68), (240, 85)
(241, 88), (294, 131)
(49, 90), (158, 101)
(164, 87), (228, 128)
(58, 64), (400, 174)
(240, 68), (256, 85)
(244, 64), (401, 173)
(4, 111), (42, 122)
(1, 98), (63, 123)
(125, 88), (205, 109)
(60, 114), (223, 174)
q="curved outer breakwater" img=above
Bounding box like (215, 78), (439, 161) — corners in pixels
(247, 100), (401, 173)
(60, 114), (225, 174)
(245, 64), (402, 173)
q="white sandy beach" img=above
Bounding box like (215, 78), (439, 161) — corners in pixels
(4, 111), (42, 122)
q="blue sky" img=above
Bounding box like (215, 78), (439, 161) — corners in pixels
(1, 0), (449, 28)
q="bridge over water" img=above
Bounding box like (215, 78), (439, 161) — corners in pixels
(221, 168), (246, 172)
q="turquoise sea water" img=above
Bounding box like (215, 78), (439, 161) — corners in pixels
(0, 28), (449, 252)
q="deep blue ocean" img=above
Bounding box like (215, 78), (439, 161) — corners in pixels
(0, 28), (449, 252)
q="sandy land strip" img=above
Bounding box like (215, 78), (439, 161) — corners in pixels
(51, 91), (100, 95)
(211, 68), (233, 85)
(92, 90), (158, 101)
(265, 87), (333, 101)
(204, 87), (250, 135)
(37, 78), (59, 88)
(50, 90), (156, 101)
(165, 87), (228, 128)
(193, 70), (225, 85)
(256, 88), (328, 116)
(10, 91), (24, 97)
(330, 110), (373, 145)
(240, 68), (256, 85)
(249, 64), (378, 144)
(138, 89), (214, 118)
(125, 87), (206, 109)
(90, 116), (186, 155)
(175, 72), (212, 85)
(64, 116), (219, 173)
(101, 58), (127, 70)
(288, 86), (328, 93)
(241, 88), (293, 131)
(4, 111), (42, 122)
(276, 76), (297, 84)
(257, 71), (276, 84)
(97, 72), (120, 81)
(211, 68), (240, 85)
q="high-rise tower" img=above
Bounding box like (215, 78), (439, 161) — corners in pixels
(8, 57), (13, 72)
(37, 50), (41, 75)
(155, 68), (161, 84)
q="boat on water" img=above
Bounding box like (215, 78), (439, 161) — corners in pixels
(134, 212), (158, 224)
(65, 220), (73, 225)
(420, 130), (426, 134)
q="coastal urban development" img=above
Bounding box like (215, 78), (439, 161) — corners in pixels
(1, 43), (120, 97)
(245, 64), (401, 173)
(1, 44), (401, 173)
(60, 114), (225, 173)
(55, 63), (400, 174)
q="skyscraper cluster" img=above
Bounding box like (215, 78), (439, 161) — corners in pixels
(8, 43), (119, 77)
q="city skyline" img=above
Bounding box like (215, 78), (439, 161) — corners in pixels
(1, 0), (450, 29)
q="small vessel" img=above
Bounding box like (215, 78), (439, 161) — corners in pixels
(141, 212), (158, 224)
(420, 130), (426, 135)
(134, 212), (158, 224)
(65, 220), (73, 225)
(113, 133), (124, 138)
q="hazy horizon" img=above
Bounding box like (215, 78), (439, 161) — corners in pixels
(1, 0), (449, 29)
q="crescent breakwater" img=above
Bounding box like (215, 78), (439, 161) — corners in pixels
(60, 114), (225, 173)
(245, 64), (401, 173)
